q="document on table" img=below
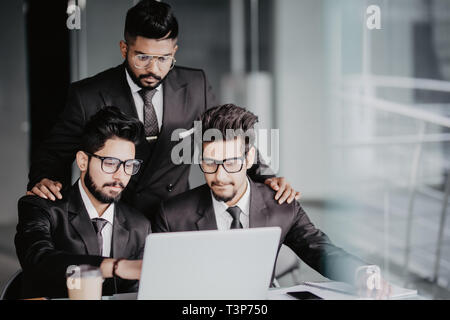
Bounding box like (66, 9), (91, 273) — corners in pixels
(268, 281), (418, 300)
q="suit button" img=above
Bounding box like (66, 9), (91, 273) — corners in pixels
(167, 184), (173, 192)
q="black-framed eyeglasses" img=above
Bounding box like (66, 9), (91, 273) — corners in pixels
(199, 157), (246, 174)
(85, 152), (143, 176)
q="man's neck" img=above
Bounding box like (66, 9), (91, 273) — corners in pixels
(80, 180), (110, 217)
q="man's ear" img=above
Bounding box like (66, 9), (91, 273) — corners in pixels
(76, 151), (89, 172)
(173, 43), (179, 55)
(119, 40), (127, 59)
(246, 146), (256, 169)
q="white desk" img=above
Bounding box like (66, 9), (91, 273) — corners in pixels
(104, 281), (423, 300)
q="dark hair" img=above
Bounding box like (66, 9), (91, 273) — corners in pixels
(200, 104), (259, 155)
(124, 0), (179, 43)
(81, 106), (144, 154)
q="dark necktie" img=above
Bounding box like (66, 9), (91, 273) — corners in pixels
(226, 206), (243, 229)
(139, 88), (159, 138)
(91, 218), (108, 256)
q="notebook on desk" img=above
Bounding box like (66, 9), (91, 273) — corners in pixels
(301, 281), (418, 299)
(138, 228), (282, 300)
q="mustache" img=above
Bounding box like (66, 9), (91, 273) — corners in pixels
(103, 182), (125, 189)
(139, 72), (162, 81)
(211, 182), (234, 187)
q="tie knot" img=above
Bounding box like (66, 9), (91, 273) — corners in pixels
(139, 88), (157, 102)
(91, 218), (108, 234)
(226, 206), (242, 220)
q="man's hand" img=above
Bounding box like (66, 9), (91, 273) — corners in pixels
(26, 178), (63, 201)
(116, 260), (143, 280)
(264, 177), (301, 204)
(100, 259), (143, 280)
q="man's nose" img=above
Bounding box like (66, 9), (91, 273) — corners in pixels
(146, 58), (159, 73)
(215, 164), (228, 181)
(112, 163), (127, 180)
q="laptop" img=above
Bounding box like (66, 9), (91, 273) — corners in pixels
(137, 227), (281, 300)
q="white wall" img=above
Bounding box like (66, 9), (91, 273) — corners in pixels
(82, 0), (135, 78)
(273, 0), (327, 199)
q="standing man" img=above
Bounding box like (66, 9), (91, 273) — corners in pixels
(153, 104), (392, 298)
(16, 107), (150, 299)
(27, 0), (299, 219)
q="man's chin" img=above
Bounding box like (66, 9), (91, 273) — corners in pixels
(212, 191), (234, 203)
(98, 190), (122, 203)
(140, 80), (162, 89)
(108, 191), (122, 199)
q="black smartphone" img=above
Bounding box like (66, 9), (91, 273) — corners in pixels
(287, 291), (323, 300)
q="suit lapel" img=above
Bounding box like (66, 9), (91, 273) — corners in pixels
(248, 179), (269, 228)
(68, 184), (101, 256)
(111, 204), (130, 259)
(138, 69), (188, 189)
(195, 186), (218, 231)
(100, 64), (138, 119)
(99, 64), (145, 192)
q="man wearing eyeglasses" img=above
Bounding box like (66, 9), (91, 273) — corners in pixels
(15, 107), (151, 299)
(26, 0), (300, 220)
(153, 104), (392, 299)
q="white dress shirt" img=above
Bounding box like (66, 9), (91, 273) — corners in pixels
(125, 69), (163, 130)
(211, 178), (251, 230)
(78, 180), (114, 257)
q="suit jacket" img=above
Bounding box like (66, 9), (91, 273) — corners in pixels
(27, 64), (274, 219)
(15, 183), (151, 299)
(153, 179), (368, 284)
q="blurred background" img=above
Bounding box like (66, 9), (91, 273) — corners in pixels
(1, 0), (449, 299)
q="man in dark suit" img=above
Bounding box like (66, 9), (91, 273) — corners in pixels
(15, 107), (151, 299)
(153, 104), (392, 298)
(26, 0), (300, 219)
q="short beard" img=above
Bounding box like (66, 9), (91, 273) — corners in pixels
(211, 185), (237, 203)
(124, 59), (166, 90)
(84, 167), (123, 204)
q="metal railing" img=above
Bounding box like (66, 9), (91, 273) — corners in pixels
(333, 74), (450, 288)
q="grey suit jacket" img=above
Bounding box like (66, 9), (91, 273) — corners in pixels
(15, 182), (151, 299)
(153, 178), (368, 284)
(27, 64), (274, 219)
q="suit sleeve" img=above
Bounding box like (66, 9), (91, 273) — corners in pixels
(151, 202), (170, 233)
(202, 69), (217, 110)
(284, 202), (368, 285)
(200, 70), (275, 183)
(27, 86), (86, 190)
(136, 220), (152, 259)
(15, 199), (104, 289)
(118, 220), (152, 294)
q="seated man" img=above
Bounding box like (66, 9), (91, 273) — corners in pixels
(153, 104), (391, 298)
(15, 107), (151, 299)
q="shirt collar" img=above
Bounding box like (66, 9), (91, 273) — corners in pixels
(210, 177), (251, 217)
(78, 180), (114, 225)
(125, 68), (162, 94)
